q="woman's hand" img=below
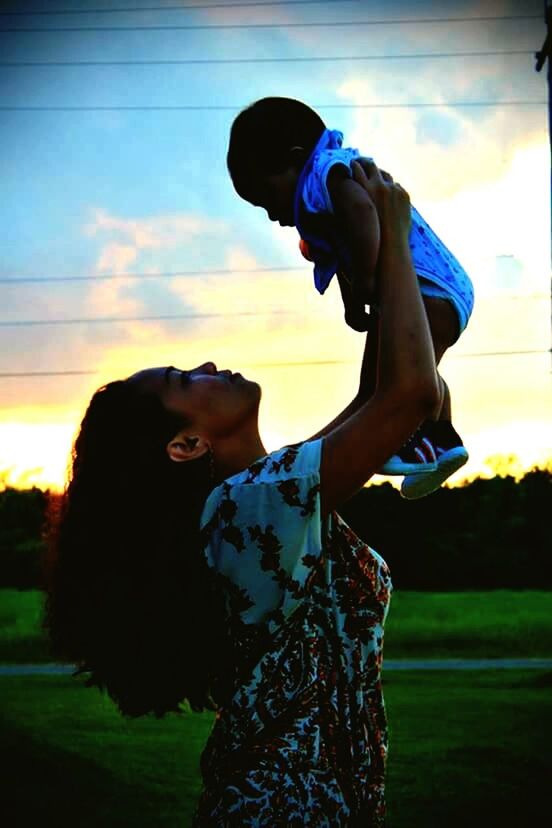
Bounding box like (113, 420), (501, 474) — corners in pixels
(351, 159), (412, 245)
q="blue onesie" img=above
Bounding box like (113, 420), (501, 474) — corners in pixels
(294, 129), (474, 335)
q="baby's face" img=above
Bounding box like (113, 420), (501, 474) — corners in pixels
(243, 166), (299, 227)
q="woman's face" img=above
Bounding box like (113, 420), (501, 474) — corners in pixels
(128, 362), (261, 439)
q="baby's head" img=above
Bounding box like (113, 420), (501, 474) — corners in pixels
(227, 97), (326, 226)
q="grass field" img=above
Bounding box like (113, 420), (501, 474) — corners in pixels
(1, 589), (551, 826)
(1, 670), (551, 827)
(1, 588), (551, 663)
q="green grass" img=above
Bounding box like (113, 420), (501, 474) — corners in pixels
(2, 589), (551, 825)
(0, 588), (47, 662)
(1, 670), (550, 827)
(1, 589), (551, 663)
(384, 590), (552, 658)
(0, 673), (213, 826)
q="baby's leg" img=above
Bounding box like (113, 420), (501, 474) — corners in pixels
(399, 294), (468, 499)
(422, 295), (459, 421)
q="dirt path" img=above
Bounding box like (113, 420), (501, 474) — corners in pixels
(1, 659), (551, 676)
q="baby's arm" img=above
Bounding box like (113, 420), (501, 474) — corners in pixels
(327, 164), (381, 319)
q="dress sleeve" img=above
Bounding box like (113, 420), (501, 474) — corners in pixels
(199, 440), (324, 629)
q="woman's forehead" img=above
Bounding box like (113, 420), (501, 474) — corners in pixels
(127, 366), (172, 392)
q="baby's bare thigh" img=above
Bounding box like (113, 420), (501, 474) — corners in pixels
(422, 295), (460, 362)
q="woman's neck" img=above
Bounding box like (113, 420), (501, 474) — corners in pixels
(213, 431), (267, 482)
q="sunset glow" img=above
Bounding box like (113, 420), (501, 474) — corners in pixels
(1, 0), (550, 491)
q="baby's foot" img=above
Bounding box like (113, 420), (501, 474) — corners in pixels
(400, 420), (468, 499)
(379, 428), (437, 476)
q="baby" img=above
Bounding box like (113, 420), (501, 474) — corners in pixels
(227, 96), (474, 498)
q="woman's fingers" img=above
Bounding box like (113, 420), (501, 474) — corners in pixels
(351, 159), (387, 210)
(351, 159), (374, 188)
(353, 160), (394, 185)
(394, 181), (411, 201)
(353, 159), (408, 201)
(354, 157), (395, 184)
(352, 157), (380, 180)
(351, 159), (412, 240)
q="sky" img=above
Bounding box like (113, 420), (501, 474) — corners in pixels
(0, 0), (550, 491)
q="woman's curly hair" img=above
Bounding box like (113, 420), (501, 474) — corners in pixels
(42, 379), (230, 718)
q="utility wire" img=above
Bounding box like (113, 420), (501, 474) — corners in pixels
(0, 0), (363, 15)
(0, 305), (547, 331)
(0, 266), (306, 284)
(0, 263), (548, 298)
(0, 371), (99, 378)
(0, 349), (549, 378)
(0, 101), (545, 112)
(0, 14), (543, 32)
(256, 349), (552, 362)
(0, 49), (534, 67)
(0, 310), (295, 327)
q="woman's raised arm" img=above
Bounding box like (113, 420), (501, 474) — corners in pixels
(319, 162), (440, 517)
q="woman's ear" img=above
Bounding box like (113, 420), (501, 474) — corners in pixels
(166, 432), (210, 463)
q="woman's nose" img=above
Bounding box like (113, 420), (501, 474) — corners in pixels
(194, 361), (217, 375)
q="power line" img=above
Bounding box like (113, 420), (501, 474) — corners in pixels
(0, 266), (307, 284)
(454, 348), (551, 359)
(0, 0), (362, 15)
(0, 349), (549, 378)
(252, 350), (552, 363)
(0, 371), (98, 378)
(0, 262), (548, 298)
(0, 49), (534, 67)
(0, 310), (294, 327)
(0, 101), (546, 112)
(0, 14), (543, 32)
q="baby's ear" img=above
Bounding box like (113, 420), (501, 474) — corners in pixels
(289, 146), (307, 169)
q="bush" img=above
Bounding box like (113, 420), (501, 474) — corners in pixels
(0, 468), (551, 590)
(0, 488), (48, 589)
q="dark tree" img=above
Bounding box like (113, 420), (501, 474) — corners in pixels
(0, 487), (48, 588)
(0, 469), (550, 590)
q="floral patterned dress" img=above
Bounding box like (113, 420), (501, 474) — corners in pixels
(192, 439), (392, 827)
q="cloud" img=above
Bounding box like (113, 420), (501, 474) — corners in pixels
(96, 243), (137, 275)
(85, 209), (215, 250)
(167, 242), (314, 317)
(81, 207), (231, 323)
(331, 62), (548, 300)
(414, 142), (550, 297)
(336, 73), (544, 200)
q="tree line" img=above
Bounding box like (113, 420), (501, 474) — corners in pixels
(0, 467), (550, 591)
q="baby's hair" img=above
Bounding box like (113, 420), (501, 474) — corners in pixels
(227, 96), (325, 194)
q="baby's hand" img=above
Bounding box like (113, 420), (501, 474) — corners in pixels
(337, 271), (371, 332)
(345, 305), (371, 333)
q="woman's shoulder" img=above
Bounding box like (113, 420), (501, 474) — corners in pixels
(200, 439), (323, 527)
(229, 438), (322, 488)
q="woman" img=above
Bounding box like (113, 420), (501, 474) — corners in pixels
(44, 163), (439, 826)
